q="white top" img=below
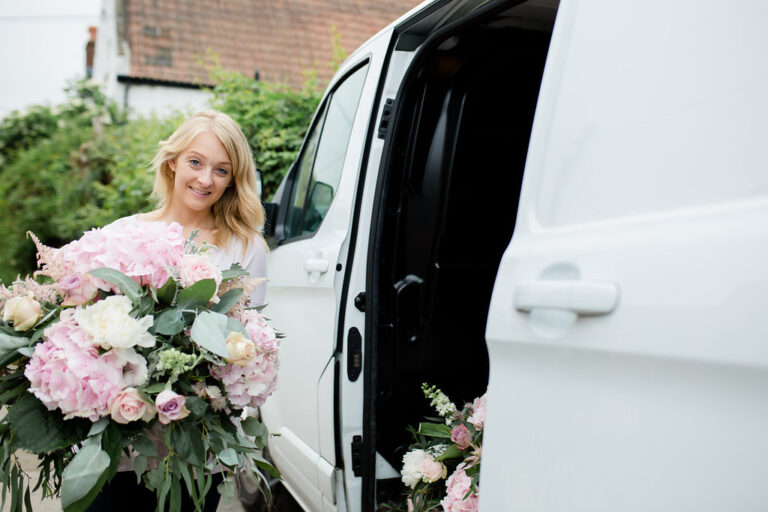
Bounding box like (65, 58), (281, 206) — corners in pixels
(109, 214), (268, 305)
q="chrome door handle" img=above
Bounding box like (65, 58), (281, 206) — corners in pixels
(304, 259), (329, 273)
(514, 281), (619, 315)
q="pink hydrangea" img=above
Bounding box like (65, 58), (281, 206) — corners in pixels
(210, 350), (279, 408)
(56, 219), (185, 292)
(238, 310), (279, 354)
(24, 310), (127, 420)
(441, 464), (479, 512)
(210, 310), (281, 408)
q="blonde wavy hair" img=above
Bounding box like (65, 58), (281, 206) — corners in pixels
(150, 110), (265, 250)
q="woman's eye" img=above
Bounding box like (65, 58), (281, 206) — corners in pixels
(190, 159), (201, 166)
(215, 168), (229, 176)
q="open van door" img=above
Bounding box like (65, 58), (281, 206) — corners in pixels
(483, 1), (768, 510)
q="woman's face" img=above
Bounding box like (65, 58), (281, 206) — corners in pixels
(169, 131), (234, 216)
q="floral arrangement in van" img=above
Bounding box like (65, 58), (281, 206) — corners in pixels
(392, 383), (486, 512)
(0, 221), (282, 512)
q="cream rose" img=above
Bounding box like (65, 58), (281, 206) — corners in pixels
(110, 387), (155, 424)
(225, 331), (256, 366)
(2, 294), (42, 331)
(74, 295), (155, 349)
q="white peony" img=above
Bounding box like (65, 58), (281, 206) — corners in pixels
(75, 295), (155, 349)
(401, 449), (429, 489)
(114, 347), (149, 386)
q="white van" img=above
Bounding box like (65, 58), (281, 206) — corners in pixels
(258, 0), (768, 510)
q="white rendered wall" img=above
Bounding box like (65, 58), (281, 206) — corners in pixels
(117, 82), (210, 118)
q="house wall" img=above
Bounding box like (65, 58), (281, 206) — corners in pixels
(116, 82), (210, 118)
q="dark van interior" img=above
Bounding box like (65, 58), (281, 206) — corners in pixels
(367, 0), (558, 505)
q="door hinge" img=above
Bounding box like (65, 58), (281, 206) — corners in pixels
(351, 435), (363, 476)
(377, 98), (395, 139)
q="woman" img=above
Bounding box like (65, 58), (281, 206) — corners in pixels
(87, 110), (267, 511)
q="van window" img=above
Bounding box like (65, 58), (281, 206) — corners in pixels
(283, 63), (369, 239)
(533, 1), (768, 227)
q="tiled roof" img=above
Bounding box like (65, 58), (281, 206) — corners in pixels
(120, 0), (422, 88)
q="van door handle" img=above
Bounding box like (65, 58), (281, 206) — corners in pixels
(514, 281), (619, 315)
(304, 259), (329, 273)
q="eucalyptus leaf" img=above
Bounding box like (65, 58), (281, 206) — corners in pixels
(190, 312), (228, 357)
(241, 417), (268, 439)
(142, 382), (167, 394)
(210, 288), (243, 314)
(154, 309), (186, 336)
(171, 423), (205, 467)
(185, 396), (208, 419)
(221, 263), (248, 281)
(176, 279), (216, 309)
(60, 444), (110, 509)
(217, 448), (239, 467)
(87, 418), (109, 437)
(132, 435), (157, 457)
(15, 347), (34, 358)
(225, 318), (248, 337)
(0, 332), (31, 356)
(87, 268), (142, 303)
(133, 455), (147, 484)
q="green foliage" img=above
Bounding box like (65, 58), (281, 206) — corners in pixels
(0, 62), (321, 282)
(208, 64), (321, 199)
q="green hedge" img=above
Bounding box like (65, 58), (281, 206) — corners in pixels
(0, 74), (321, 283)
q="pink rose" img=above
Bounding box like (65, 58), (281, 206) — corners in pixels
(155, 390), (191, 424)
(419, 455), (447, 483)
(451, 423), (473, 450)
(110, 387), (155, 424)
(468, 393), (487, 430)
(179, 253), (222, 290)
(59, 274), (97, 306)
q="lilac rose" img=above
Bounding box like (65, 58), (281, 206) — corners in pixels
(155, 390), (191, 424)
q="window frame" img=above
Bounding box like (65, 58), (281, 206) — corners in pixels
(275, 59), (371, 245)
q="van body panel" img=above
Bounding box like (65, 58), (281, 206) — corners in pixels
(483, 0), (768, 509)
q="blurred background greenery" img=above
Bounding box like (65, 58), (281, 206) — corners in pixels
(0, 68), (322, 284)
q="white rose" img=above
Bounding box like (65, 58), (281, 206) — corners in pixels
(75, 295), (155, 349)
(401, 449), (429, 489)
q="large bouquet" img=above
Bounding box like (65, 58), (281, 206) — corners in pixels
(392, 384), (486, 512)
(0, 220), (282, 512)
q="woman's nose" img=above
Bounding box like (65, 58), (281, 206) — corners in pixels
(197, 169), (214, 186)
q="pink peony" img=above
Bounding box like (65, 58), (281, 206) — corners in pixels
(467, 394), (487, 431)
(441, 464), (479, 512)
(25, 310), (127, 420)
(155, 390), (191, 424)
(111, 387), (155, 423)
(179, 253), (222, 290)
(451, 423), (473, 450)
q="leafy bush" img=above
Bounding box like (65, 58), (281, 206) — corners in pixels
(0, 72), (321, 283)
